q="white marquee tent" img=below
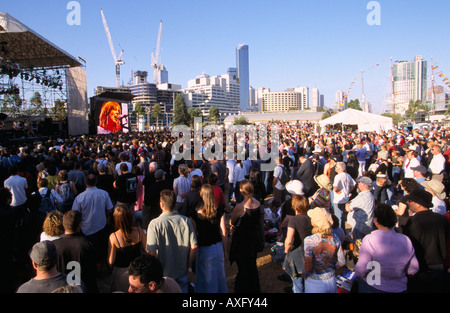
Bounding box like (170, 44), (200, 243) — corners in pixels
(319, 108), (394, 132)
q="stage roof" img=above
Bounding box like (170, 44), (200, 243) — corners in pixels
(0, 12), (82, 69)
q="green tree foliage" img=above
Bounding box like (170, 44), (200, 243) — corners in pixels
(134, 102), (145, 118)
(233, 116), (250, 125)
(30, 91), (44, 116)
(1, 93), (22, 117)
(381, 112), (403, 125)
(346, 99), (362, 111)
(188, 108), (202, 128)
(173, 94), (189, 126)
(208, 106), (220, 125)
(51, 99), (67, 119)
(405, 100), (429, 122)
(321, 110), (332, 120)
(151, 103), (163, 129)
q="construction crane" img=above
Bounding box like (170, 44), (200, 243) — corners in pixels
(101, 8), (125, 88)
(151, 20), (167, 85)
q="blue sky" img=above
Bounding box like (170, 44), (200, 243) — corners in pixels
(3, 0), (450, 114)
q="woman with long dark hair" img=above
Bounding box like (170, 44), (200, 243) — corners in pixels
(229, 180), (263, 293)
(249, 168), (266, 205)
(107, 204), (146, 292)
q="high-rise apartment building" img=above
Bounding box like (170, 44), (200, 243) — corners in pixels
(236, 44), (250, 111)
(311, 86), (320, 110)
(128, 71), (157, 125)
(182, 73), (240, 122)
(256, 87), (270, 112)
(393, 55), (427, 114)
(294, 86), (309, 110)
(262, 91), (303, 112)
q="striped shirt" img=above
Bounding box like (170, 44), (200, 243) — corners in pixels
(173, 175), (191, 203)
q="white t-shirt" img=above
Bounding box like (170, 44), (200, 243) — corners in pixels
(273, 165), (286, 190)
(332, 172), (355, 204)
(431, 197), (447, 215)
(4, 175), (28, 207)
(403, 157), (420, 179)
(428, 153), (445, 175)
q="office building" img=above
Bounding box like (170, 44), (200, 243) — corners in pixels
(128, 71), (157, 126)
(156, 83), (182, 127)
(311, 87), (320, 110)
(262, 91), (303, 112)
(182, 73), (240, 122)
(294, 86), (309, 110)
(393, 55), (427, 114)
(236, 44), (250, 111)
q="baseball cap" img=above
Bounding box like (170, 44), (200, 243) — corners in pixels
(155, 169), (166, 179)
(411, 165), (427, 176)
(357, 176), (373, 187)
(30, 241), (57, 267)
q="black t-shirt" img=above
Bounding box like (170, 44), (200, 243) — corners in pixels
(96, 173), (115, 200)
(287, 214), (313, 250)
(192, 206), (224, 247)
(403, 210), (449, 271)
(141, 180), (172, 230)
(115, 173), (137, 204)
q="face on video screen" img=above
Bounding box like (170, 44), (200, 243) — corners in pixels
(99, 101), (122, 133)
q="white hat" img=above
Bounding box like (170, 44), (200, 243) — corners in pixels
(420, 180), (446, 200)
(285, 180), (304, 196)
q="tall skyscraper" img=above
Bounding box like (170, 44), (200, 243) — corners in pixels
(236, 44), (250, 111)
(311, 86), (320, 110)
(294, 86), (309, 110)
(393, 55), (427, 114)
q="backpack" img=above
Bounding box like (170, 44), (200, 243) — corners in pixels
(279, 165), (290, 186)
(39, 189), (55, 213)
(58, 182), (75, 213)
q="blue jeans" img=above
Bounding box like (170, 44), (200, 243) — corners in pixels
(175, 273), (189, 293)
(332, 202), (347, 230)
(195, 242), (228, 293)
(291, 276), (304, 293)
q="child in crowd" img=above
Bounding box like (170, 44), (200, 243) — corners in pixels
(264, 199), (282, 242)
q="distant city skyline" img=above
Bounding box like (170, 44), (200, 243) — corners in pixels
(2, 0), (450, 115)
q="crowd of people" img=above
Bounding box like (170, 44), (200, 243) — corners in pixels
(0, 120), (449, 294)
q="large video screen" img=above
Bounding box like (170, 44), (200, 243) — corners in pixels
(94, 100), (129, 134)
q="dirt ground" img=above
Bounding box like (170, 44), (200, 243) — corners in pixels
(223, 245), (292, 293)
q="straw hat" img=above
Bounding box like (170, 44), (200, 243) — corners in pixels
(307, 207), (333, 230)
(314, 174), (332, 191)
(420, 180), (446, 200)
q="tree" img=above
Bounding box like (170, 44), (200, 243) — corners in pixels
(173, 94), (189, 126)
(134, 102), (145, 118)
(381, 112), (402, 125)
(233, 116), (250, 125)
(346, 99), (362, 111)
(405, 100), (429, 122)
(188, 108), (202, 128)
(151, 103), (163, 130)
(2, 93), (22, 117)
(321, 110), (332, 120)
(208, 106), (220, 125)
(133, 102), (146, 130)
(51, 99), (67, 119)
(30, 91), (44, 116)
